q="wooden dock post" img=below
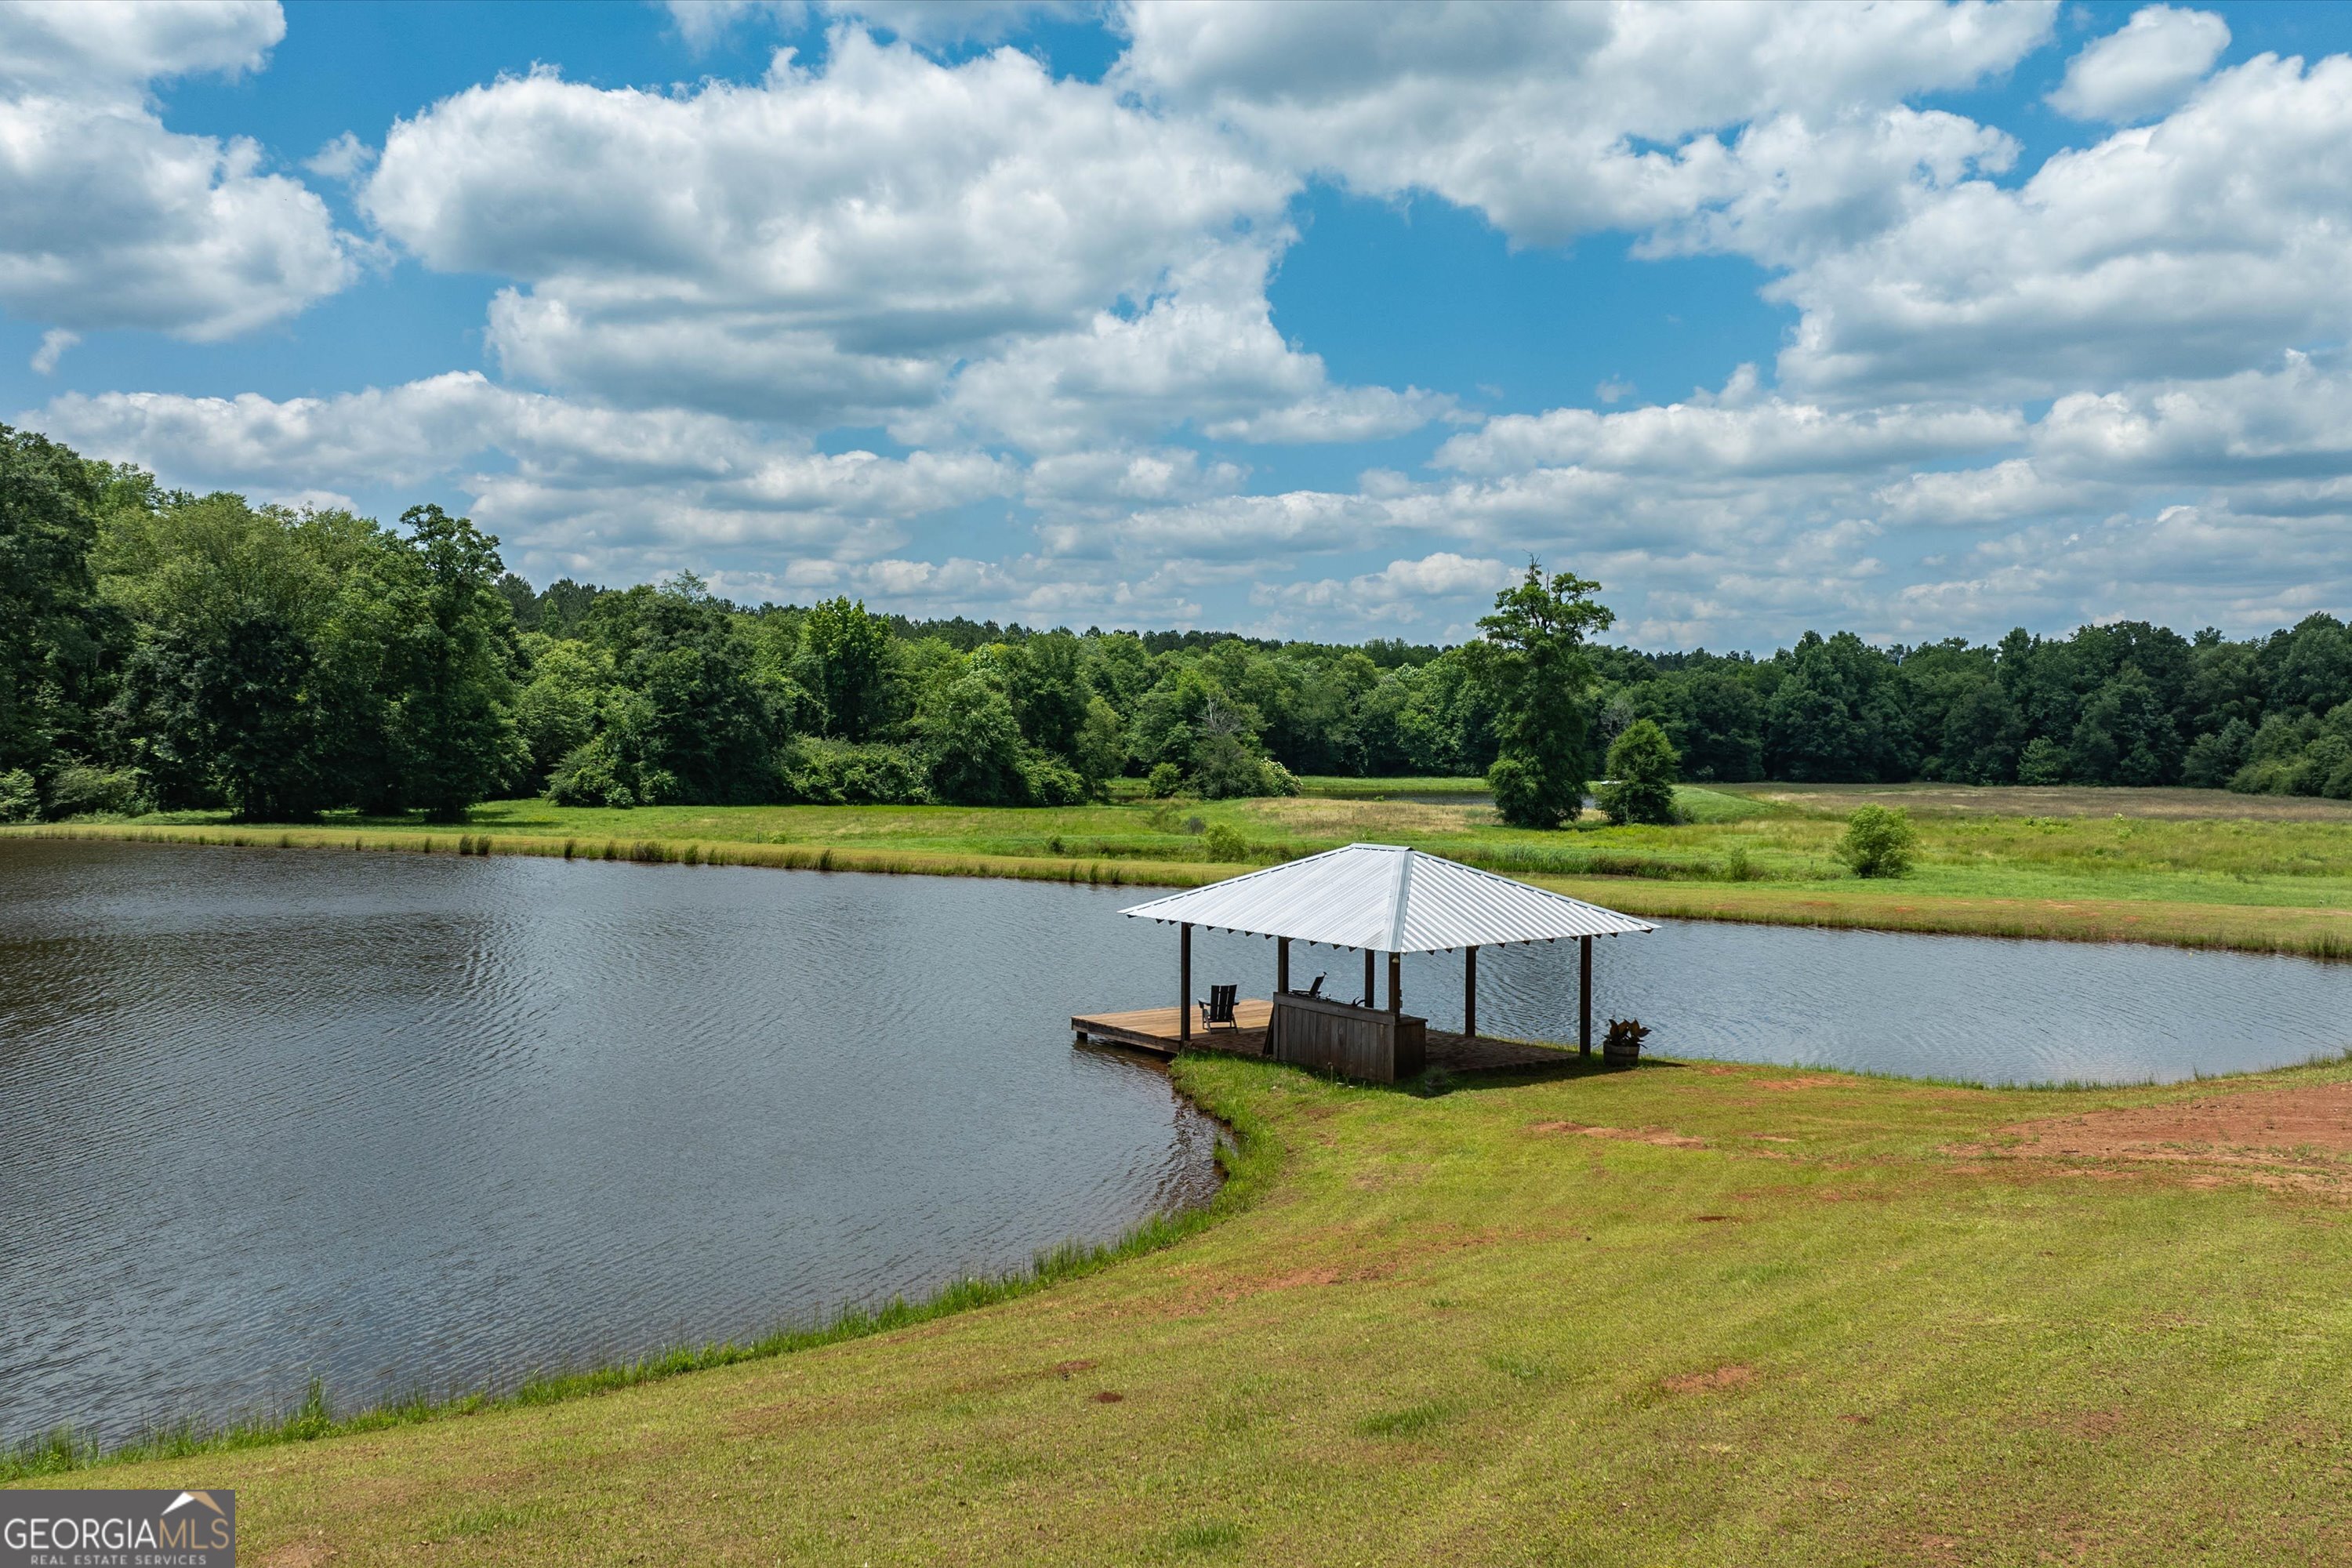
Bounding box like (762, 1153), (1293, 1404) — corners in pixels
(1463, 946), (1477, 1039)
(1277, 935), (1290, 995)
(1578, 935), (1592, 1055)
(1181, 921), (1192, 1047)
(1388, 950), (1403, 1017)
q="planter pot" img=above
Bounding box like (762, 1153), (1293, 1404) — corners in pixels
(1602, 1040), (1642, 1069)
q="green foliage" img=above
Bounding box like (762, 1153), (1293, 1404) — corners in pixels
(387, 504), (529, 820)
(544, 736), (641, 808)
(2016, 735), (2068, 785)
(800, 596), (895, 741)
(2180, 717), (2253, 788)
(1466, 563), (1612, 829)
(778, 739), (928, 805)
(0, 424), (114, 786)
(510, 634), (608, 783)
(1764, 630), (1916, 782)
(1838, 804), (1919, 878)
(1071, 695), (1126, 797)
(1003, 631), (1089, 758)
(921, 672), (1032, 805)
(0, 767), (39, 822)
(1188, 700), (1294, 799)
(1202, 822), (1250, 861)
(580, 577), (786, 807)
(1147, 760), (1183, 797)
(96, 493), (376, 820)
(1597, 717), (1679, 825)
(2227, 702), (2352, 799)
(43, 761), (147, 818)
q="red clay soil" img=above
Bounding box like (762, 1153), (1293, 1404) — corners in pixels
(1662, 1363), (1755, 1395)
(1973, 1083), (2352, 1178)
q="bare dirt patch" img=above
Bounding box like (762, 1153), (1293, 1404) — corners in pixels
(1663, 1363), (1755, 1395)
(1962, 1083), (2352, 1186)
(1530, 1120), (1708, 1149)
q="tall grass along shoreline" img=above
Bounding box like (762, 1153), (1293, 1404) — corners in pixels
(12, 818), (2352, 965)
(0, 1056), (1278, 1486)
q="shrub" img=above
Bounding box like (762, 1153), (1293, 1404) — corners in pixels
(44, 763), (149, 819)
(0, 769), (38, 823)
(1596, 718), (1679, 825)
(1021, 754), (1087, 808)
(1189, 729), (1270, 799)
(546, 736), (640, 808)
(1486, 752), (1568, 829)
(1837, 804), (1918, 878)
(1202, 822), (1250, 862)
(779, 740), (928, 805)
(1146, 761), (1183, 797)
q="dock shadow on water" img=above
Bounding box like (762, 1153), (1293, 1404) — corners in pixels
(7, 838), (2352, 1454)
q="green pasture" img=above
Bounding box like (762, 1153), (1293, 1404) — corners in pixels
(24, 1048), (2352, 1565)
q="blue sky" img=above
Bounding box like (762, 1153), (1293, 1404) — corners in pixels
(6, 1), (2352, 649)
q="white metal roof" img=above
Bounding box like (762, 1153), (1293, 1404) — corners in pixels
(1120, 842), (1656, 953)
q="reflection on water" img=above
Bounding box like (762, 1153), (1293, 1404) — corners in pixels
(5, 839), (2350, 1449)
(1374, 920), (2352, 1087)
(0, 840), (1218, 1449)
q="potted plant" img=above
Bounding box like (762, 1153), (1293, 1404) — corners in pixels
(1602, 1017), (1650, 1068)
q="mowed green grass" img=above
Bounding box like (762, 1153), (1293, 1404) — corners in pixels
(45, 1051), (2352, 1565)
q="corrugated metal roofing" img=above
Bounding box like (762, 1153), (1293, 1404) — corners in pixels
(1120, 843), (1656, 953)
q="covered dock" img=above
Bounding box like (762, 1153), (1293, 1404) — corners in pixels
(1073, 842), (1656, 1082)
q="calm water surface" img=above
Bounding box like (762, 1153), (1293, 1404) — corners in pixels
(0, 840), (1219, 1449)
(5, 838), (2351, 1448)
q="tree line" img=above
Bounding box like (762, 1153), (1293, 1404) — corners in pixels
(6, 422), (2352, 826)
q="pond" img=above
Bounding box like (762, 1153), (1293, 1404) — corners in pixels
(5, 839), (2350, 1450)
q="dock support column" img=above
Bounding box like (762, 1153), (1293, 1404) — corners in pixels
(1388, 950), (1403, 1018)
(1363, 949), (1375, 1008)
(1181, 922), (1192, 1047)
(1464, 946), (1478, 1039)
(1277, 935), (1290, 996)
(1578, 935), (1593, 1056)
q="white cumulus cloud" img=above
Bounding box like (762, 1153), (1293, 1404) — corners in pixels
(2048, 5), (2229, 123)
(0, 0), (353, 341)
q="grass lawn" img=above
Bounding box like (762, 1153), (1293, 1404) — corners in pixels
(31, 1049), (2352, 1564)
(18, 779), (2352, 960)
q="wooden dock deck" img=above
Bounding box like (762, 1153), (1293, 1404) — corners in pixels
(1071, 998), (1583, 1076)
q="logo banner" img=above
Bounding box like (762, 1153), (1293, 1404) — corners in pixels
(2, 1490), (235, 1567)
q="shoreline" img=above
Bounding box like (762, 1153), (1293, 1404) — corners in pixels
(11, 818), (2352, 965)
(20, 1045), (2352, 1555)
(1, 1054), (1278, 1486)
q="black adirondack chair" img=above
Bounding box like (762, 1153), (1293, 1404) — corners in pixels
(1197, 983), (1240, 1032)
(1299, 974), (1325, 998)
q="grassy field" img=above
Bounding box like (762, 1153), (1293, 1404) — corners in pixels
(28, 1049), (2352, 1565)
(16, 778), (2352, 960)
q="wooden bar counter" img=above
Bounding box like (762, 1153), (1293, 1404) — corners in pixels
(1269, 992), (1426, 1083)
